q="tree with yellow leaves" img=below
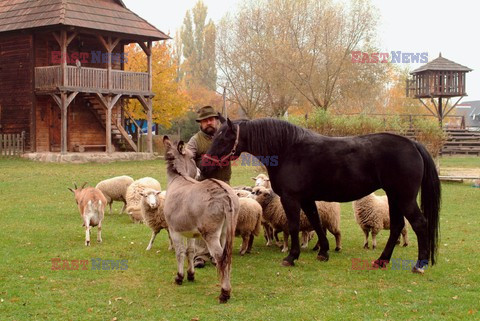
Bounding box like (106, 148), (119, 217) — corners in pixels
(124, 42), (190, 128)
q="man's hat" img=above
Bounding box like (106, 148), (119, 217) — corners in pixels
(196, 106), (219, 122)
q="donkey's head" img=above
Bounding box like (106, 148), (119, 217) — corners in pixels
(163, 136), (198, 179)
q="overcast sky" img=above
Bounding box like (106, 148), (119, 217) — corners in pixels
(123, 0), (479, 102)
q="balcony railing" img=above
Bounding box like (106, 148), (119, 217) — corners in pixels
(35, 65), (150, 94)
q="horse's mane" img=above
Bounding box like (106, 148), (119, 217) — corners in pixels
(239, 118), (313, 156)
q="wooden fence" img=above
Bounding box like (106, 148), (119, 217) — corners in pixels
(0, 132), (25, 156)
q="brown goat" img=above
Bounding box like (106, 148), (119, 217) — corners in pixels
(68, 183), (107, 246)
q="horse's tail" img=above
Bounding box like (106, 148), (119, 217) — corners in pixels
(218, 194), (237, 281)
(414, 141), (441, 265)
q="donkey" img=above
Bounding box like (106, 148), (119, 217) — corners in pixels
(162, 136), (240, 303)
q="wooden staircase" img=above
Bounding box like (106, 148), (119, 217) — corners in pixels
(404, 128), (480, 156)
(82, 94), (137, 152)
(441, 129), (480, 156)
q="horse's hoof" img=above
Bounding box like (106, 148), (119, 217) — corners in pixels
(412, 266), (425, 274)
(335, 247), (341, 252)
(281, 259), (294, 267)
(317, 253), (329, 262)
(187, 272), (195, 282)
(312, 245), (319, 251)
(218, 289), (230, 303)
(373, 259), (388, 269)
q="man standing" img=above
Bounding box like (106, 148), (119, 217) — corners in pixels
(186, 105), (232, 267)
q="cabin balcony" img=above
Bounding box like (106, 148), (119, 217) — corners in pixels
(34, 65), (152, 96)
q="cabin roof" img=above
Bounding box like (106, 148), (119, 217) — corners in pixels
(0, 0), (169, 40)
(411, 53), (472, 74)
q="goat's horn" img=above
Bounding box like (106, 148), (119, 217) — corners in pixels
(81, 182), (88, 189)
(74, 182), (78, 189)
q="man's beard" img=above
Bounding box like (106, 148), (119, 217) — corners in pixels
(201, 126), (216, 136)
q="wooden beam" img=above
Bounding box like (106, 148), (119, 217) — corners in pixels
(147, 41), (152, 92)
(95, 93), (109, 109)
(419, 98), (437, 117)
(138, 42), (151, 56)
(97, 35), (109, 51)
(60, 92), (68, 154)
(50, 94), (62, 108)
(444, 96), (465, 118)
(61, 30), (67, 86)
(106, 96), (112, 154)
(52, 32), (61, 46)
(146, 98), (153, 154)
(136, 95), (149, 112)
(66, 92), (79, 107)
(135, 95), (153, 154)
(111, 37), (121, 51)
(66, 32), (78, 46)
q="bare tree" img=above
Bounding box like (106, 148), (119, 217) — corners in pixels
(217, 13), (267, 119)
(217, 0), (380, 115)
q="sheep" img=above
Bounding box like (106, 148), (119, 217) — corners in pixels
(252, 186), (342, 252)
(235, 189), (251, 198)
(68, 183), (107, 246)
(251, 174), (271, 189)
(235, 197), (263, 255)
(139, 187), (171, 251)
(352, 192), (409, 249)
(125, 177), (162, 223)
(95, 175), (134, 214)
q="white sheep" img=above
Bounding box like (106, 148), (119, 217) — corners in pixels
(251, 174), (271, 188)
(352, 192), (409, 249)
(253, 186), (342, 252)
(95, 175), (134, 214)
(125, 177), (162, 223)
(235, 189), (251, 198)
(140, 188), (170, 251)
(236, 197), (263, 255)
(68, 183), (107, 246)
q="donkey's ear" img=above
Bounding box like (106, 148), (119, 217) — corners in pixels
(218, 112), (226, 124)
(177, 141), (186, 155)
(163, 136), (172, 148)
(227, 118), (233, 129)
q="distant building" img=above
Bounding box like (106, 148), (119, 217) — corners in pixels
(455, 101), (480, 130)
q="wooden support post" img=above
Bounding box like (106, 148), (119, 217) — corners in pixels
(136, 95), (153, 154)
(96, 93), (122, 153)
(50, 92), (78, 154)
(438, 97), (443, 128)
(60, 92), (68, 154)
(61, 30), (67, 87)
(105, 96), (112, 154)
(147, 98), (153, 154)
(147, 41), (152, 92)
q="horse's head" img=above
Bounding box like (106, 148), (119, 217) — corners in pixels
(201, 118), (242, 177)
(163, 136), (198, 179)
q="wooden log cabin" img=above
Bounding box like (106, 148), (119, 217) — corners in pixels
(0, 0), (169, 154)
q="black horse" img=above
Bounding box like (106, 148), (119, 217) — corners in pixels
(201, 118), (441, 273)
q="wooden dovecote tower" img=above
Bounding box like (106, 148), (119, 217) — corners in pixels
(407, 53), (472, 127)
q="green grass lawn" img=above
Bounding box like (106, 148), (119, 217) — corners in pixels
(0, 157), (479, 320)
(438, 155), (480, 168)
